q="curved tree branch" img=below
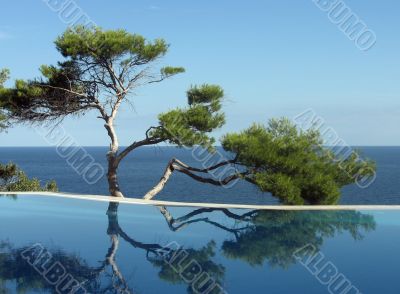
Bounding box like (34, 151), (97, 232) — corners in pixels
(143, 158), (248, 200)
(116, 126), (166, 165)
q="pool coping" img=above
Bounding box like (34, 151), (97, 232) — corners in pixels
(2, 191), (400, 210)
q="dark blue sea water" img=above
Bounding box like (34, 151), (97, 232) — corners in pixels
(1, 146), (399, 204)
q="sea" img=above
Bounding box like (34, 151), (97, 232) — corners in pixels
(1, 146), (399, 205)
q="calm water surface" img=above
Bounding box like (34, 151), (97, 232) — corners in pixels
(0, 194), (399, 293)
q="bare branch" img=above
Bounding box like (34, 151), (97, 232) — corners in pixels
(143, 158), (247, 200)
(34, 83), (89, 98)
(116, 126), (165, 165)
(173, 155), (239, 173)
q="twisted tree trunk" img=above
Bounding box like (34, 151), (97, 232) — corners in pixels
(105, 118), (124, 197)
(107, 154), (124, 197)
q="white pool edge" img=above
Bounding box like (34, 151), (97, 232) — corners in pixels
(3, 191), (400, 210)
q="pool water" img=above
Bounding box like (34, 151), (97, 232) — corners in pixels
(0, 194), (399, 293)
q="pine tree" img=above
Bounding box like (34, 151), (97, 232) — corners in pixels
(0, 27), (375, 204)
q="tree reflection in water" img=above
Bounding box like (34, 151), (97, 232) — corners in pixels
(0, 202), (376, 293)
(158, 206), (376, 268)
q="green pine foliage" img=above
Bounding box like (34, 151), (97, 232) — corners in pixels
(151, 84), (225, 151)
(0, 69), (9, 87)
(1, 69), (58, 193)
(222, 210), (376, 267)
(222, 118), (375, 205)
(0, 160), (57, 194)
(0, 163), (58, 193)
(0, 26), (185, 122)
(56, 26), (169, 61)
(0, 113), (6, 131)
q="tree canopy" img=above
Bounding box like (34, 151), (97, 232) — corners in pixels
(220, 118), (375, 204)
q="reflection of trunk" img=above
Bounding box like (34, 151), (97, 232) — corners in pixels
(107, 202), (166, 254)
(107, 202), (120, 233)
(105, 202), (131, 293)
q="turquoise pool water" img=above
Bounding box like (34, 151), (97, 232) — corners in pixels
(0, 195), (399, 293)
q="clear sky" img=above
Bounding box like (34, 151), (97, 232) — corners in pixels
(0, 0), (399, 146)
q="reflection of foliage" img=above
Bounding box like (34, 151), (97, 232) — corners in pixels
(0, 241), (94, 294)
(222, 210), (376, 268)
(0, 213), (134, 294)
(0, 163), (58, 192)
(159, 207), (376, 269)
(148, 241), (225, 293)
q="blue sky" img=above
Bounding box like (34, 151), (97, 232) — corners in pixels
(0, 0), (399, 146)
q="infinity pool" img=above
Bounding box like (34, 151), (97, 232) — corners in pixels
(0, 194), (399, 293)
